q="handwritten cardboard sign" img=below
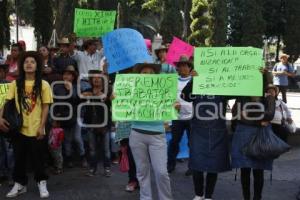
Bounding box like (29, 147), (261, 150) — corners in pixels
(74, 8), (116, 37)
(103, 28), (153, 74)
(0, 84), (9, 108)
(192, 47), (263, 96)
(112, 74), (178, 121)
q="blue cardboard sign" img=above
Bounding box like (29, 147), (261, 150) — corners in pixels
(102, 28), (153, 74)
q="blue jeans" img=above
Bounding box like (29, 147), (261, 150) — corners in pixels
(168, 120), (190, 169)
(63, 123), (85, 157)
(0, 136), (14, 178)
(87, 128), (111, 171)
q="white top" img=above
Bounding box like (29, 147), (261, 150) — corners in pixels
(271, 99), (292, 125)
(72, 50), (104, 79)
(178, 76), (193, 120)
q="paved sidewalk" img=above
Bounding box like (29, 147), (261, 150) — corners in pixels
(0, 148), (299, 200)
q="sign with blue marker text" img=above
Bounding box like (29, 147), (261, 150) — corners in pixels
(103, 28), (153, 74)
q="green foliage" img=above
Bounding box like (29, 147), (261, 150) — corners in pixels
(228, 0), (265, 48)
(283, 0), (300, 59)
(33, 0), (53, 45)
(208, 0), (227, 46)
(16, 0), (34, 24)
(241, 0), (265, 48)
(142, 0), (162, 13)
(160, 0), (183, 43)
(0, 0), (11, 49)
(227, 0), (243, 46)
(188, 0), (210, 46)
(263, 0), (284, 38)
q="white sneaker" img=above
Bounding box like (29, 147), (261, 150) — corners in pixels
(6, 182), (27, 198)
(193, 196), (205, 200)
(37, 180), (49, 198)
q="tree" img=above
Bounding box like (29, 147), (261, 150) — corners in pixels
(16, 0), (34, 25)
(208, 0), (228, 46)
(263, 0), (284, 38)
(33, 0), (53, 45)
(53, 0), (79, 37)
(240, 0), (265, 47)
(96, 0), (118, 10)
(283, 0), (300, 60)
(160, 0), (184, 43)
(183, 0), (192, 41)
(188, 0), (210, 46)
(228, 0), (265, 48)
(118, 0), (163, 39)
(263, 0), (286, 61)
(0, 0), (11, 50)
(227, 0), (243, 45)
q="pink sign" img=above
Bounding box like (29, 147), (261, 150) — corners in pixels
(144, 39), (151, 50)
(166, 37), (194, 66)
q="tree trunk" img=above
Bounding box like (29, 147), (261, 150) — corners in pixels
(54, 0), (78, 38)
(276, 34), (281, 62)
(183, 0), (192, 41)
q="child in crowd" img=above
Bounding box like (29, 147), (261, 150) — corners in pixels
(48, 120), (64, 175)
(83, 70), (112, 177)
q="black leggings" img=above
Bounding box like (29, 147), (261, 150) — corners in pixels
(193, 170), (218, 198)
(241, 168), (264, 200)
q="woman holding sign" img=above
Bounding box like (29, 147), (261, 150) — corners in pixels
(128, 63), (175, 200)
(181, 79), (231, 200)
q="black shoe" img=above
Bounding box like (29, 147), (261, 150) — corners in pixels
(185, 169), (193, 176)
(177, 158), (185, 163)
(67, 161), (74, 168)
(86, 169), (97, 177)
(167, 165), (175, 173)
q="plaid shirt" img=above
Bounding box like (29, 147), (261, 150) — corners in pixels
(115, 122), (132, 142)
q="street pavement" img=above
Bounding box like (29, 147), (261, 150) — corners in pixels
(0, 92), (299, 200)
(0, 148), (299, 199)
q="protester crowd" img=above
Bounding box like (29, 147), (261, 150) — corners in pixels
(0, 35), (297, 200)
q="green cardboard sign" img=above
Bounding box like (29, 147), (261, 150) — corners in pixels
(192, 47), (263, 96)
(0, 84), (9, 108)
(74, 8), (116, 37)
(112, 74), (178, 121)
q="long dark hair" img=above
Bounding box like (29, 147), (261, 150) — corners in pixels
(16, 51), (43, 109)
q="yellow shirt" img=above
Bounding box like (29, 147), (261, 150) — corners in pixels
(6, 80), (53, 137)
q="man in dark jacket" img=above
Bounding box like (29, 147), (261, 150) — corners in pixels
(53, 38), (77, 80)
